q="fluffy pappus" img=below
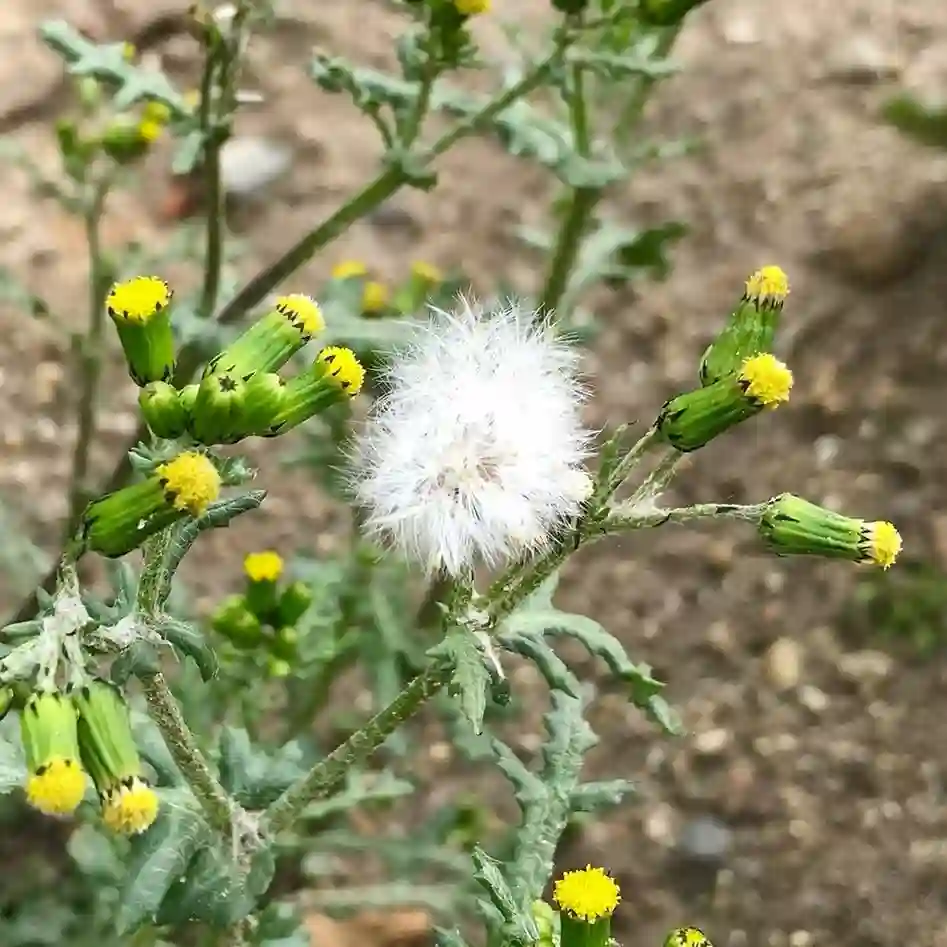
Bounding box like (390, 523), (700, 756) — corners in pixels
(349, 297), (593, 575)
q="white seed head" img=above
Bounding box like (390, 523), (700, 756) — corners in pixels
(350, 298), (592, 575)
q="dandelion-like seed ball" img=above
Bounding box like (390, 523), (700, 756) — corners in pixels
(350, 299), (591, 575)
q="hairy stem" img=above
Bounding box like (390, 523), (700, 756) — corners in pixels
(198, 45), (225, 319)
(537, 52), (603, 316)
(603, 500), (768, 533)
(139, 670), (234, 834)
(262, 661), (452, 835)
(64, 180), (111, 537)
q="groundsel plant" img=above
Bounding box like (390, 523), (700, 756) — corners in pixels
(0, 262), (902, 946)
(0, 2), (904, 947)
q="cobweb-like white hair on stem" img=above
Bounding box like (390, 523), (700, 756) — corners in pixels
(350, 298), (593, 575)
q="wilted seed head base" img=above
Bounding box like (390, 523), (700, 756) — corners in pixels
(350, 299), (590, 575)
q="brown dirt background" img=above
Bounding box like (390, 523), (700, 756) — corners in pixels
(3, 1), (947, 946)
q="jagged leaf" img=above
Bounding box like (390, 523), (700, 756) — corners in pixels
(0, 714), (26, 793)
(472, 847), (539, 945)
(39, 20), (188, 113)
(434, 929), (472, 947)
(429, 630), (491, 734)
(502, 692), (596, 905)
(301, 769), (414, 821)
(570, 778), (636, 812)
(158, 619), (219, 682)
(130, 707), (185, 788)
(116, 788), (208, 934)
(67, 823), (124, 881)
(158, 843), (256, 928)
(882, 93), (947, 149)
(499, 605), (681, 734)
(217, 726), (308, 808)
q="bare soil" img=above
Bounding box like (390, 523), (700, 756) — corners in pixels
(3, 1), (947, 946)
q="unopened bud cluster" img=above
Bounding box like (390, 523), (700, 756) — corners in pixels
(211, 551), (313, 678)
(657, 266), (792, 451)
(2, 682), (158, 834)
(331, 258), (445, 319)
(105, 276), (365, 445)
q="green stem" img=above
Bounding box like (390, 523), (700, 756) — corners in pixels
(213, 168), (406, 328)
(603, 500), (768, 533)
(262, 661), (452, 835)
(139, 670), (234, 834)
(198, 50), (225, 319)
(537, 56), (602, 316)
(64, 179), (110, 537)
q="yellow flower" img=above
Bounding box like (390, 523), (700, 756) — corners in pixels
(122, 42), (136, 61)
(744, 265), (789, 309)
(244, 550), (284, 583)
(106, 276), (172, 325)
(316, 346), (365, 396)
(863, 521), (901, 569)
(156, 451), (221, 516)
(332, 260), (369, 280)
(454, 0), (491, 13)
(411, 261), (443, 283)
(362, 280), (389, 314)
(101, 777), (159, 835)
(274, 294), (325, 336)
(137, 119), (164, 144)
(143, 100), (173, 125)
(738, 353), (792, 407)
(553, 865), (621, 922)
(665, 928), (713, 947)
(26, 757), (87, 816)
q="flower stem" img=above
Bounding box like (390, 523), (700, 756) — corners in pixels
(198, 46), (225, 320)
(64, 178), (111, 538)
(537, 54), (603, 316)
(139, 670), (235, 835)
(261, 661), (452, 835)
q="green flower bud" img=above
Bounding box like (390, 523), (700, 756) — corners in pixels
(0, 686), (14, 722)
(243, 550), (283, 621)
(101, 117), (151, 164)
(264, 346), (365, 437)
(20, 691), (87, 816)
(204, 294), (324, 381)
(700, 266), (789, 386)
(759, 494), (902, 569)
(81, 451), (221, 558)
(235, 371), (288, 438)
(139, 381), (188, 439)
(106, 277), (176, 387)
(277, 580), (313, 626)
(636, 0), (711, 26)
(178, 383), (199, 434)
(269, 626), (300, 661)
(657, 353), (793, 452)
(73, 680), (159, 835)
(664, 928), (714, 947)
(266, 656), (292, 679)
(531, 900), (558, 947)
(190, 372), (248, 445)
(211, 595), (263, 648)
